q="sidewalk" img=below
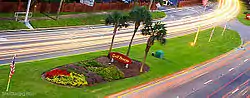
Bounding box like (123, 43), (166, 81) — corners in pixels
(227, 19), (250, 42)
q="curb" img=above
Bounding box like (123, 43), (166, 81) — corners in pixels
(106, 42), (248, 98)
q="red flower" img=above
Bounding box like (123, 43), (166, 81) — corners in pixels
(44, 68), (70, 78)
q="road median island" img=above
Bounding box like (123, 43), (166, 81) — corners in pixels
(0, 27), (241, 98)
(237, 1), (250, 26)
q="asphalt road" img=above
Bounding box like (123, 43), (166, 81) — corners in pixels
(160, 3), (217, 21)
(0, 2), (233, 65)
(157, 50), (250, 98)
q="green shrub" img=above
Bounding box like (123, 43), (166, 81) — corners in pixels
(77, 60), (103, 67)
(87, 66), (124, 81)
(243, 11), (250, 14)
(46, 72), (88, 87)
(151, 11), (166, 19)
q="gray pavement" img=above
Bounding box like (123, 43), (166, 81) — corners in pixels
(227, 20), (250, 42)
(0, 4), (220, 65)
(160, 3), (217, 21)
(155, 56), (250, 98)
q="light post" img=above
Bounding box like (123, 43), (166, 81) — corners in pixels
(56, 0), (64, 20)
(191, 2), (208, 46)
(24, 0), (32, 22)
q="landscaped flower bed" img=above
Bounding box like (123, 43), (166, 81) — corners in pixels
(42, 56), (149, 87)
(43, 68), (88, 87)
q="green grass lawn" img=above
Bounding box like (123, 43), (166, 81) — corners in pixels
(0, 20), (27, 30)
(237, 1), (250, 26)
(0, 12), (85, 18)
(31, 14), (107, 28)
(30, 11), (166, 28)
(0, 27), (241, 98)
(151, 11), (167, 19)
(0, 11), (125, 18)
(0, 11), (166, 30)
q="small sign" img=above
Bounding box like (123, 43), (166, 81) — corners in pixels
(109, 52), (132, 64)
(246, 14), (250, 20)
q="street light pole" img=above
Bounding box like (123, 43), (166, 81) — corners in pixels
(192, 26), (200, 46)
(149, 0), (154, 10)
(25, 0), (32, 22)
(56, 0), (64, 20)
(208, 26), (215, 42)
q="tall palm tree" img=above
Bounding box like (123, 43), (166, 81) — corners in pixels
(140, 22), (166, 72)
(105, 11), (129, 55)
(126, 6), (152, 56)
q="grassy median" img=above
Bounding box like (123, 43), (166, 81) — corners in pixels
(237, 1), (250, 26)
(30, 11), (166, 28)
(0, 20), (28, 30)
(0, 27), (241, 98)
(0, 11), (166, 30)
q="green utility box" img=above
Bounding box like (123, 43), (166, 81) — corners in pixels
(155, 50), (164, 59)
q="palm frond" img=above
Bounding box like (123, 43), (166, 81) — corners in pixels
(129, 6), (152, 24)
(141, 22), (167, 45)
(105, 11), (129, 29)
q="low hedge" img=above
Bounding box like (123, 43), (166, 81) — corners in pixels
(76, 60), (103, 67)
(87, 66), (124, 81)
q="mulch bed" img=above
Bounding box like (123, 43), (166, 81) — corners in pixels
(95, 56), (150, 78)
(42, 56), (150, 87)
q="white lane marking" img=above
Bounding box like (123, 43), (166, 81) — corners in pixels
(231, 88), (239, 94)
(244, 59), (248, 62)
(241, 90), (247, 95)
(0, 38), (8, 41)
(229, 68), (235, 72)
(218, 73), (224, 78)
(204, 80), (213, 85)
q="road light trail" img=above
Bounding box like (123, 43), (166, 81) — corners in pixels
(0, 34), (145, 57)
(0, 0), (240, 65)
(0, 23), (213, 62)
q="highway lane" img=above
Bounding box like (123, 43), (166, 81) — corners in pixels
(0, 26), (204, 64)
(0, 0), (239, 65)
(160, 50), (250, 98)
(223, 80), (249, 98)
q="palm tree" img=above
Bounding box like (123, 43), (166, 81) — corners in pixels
(126, 6), (152, 56)
(140, 22), (166, 72)
(105, 11), (129, 55)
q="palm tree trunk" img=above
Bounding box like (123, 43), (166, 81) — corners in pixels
(140, 43), (150, 72)
(108, 26), (118, 55)
(126, 22), (140, 56)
